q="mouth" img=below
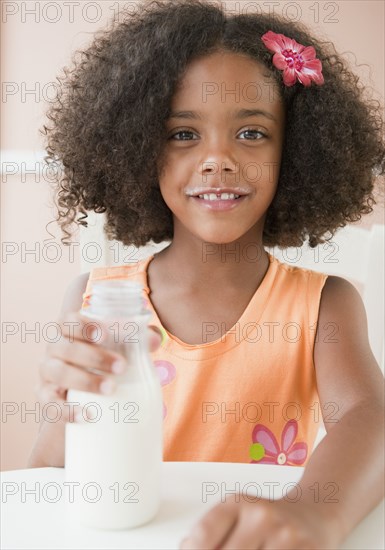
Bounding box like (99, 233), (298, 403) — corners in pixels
(190, 193), (248, 211)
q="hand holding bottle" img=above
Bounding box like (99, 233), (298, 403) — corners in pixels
(38, 310), (163, 418)
(29, 304), (162, 469)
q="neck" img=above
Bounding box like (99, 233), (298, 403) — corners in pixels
(153, 220), (269, 292)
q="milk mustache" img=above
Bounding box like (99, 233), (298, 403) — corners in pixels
(65, 280), (163, 529)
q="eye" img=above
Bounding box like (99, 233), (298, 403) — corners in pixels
(238, 128), (267, 140)
(168, 130), (198, 141)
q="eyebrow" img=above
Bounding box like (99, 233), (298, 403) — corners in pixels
(167, 108), (277, 123)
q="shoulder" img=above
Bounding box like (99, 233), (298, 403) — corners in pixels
(318, 275), (367, 328)
(270, 256), (330, 307)
(270, 257), (363, 312)
(271, 254), (328, 284)
(321, 274), (360, 294)
(315, 274), (370, 352)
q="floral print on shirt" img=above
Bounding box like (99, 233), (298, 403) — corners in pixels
(249, 419), (308, 465)
(154, 360), (176, 418)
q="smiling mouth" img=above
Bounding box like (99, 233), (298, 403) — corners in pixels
(195, 192), (242, 200)
(190, 193), (247, 211)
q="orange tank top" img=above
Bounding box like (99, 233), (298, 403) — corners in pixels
(81, 252), (328, 467)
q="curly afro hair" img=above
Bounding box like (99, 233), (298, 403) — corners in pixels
(42, 0), (385, 248)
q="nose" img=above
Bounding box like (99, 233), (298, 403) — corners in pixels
(198, 138), (239, 182)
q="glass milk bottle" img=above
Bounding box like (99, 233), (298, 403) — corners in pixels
(65, 280), (163, 530)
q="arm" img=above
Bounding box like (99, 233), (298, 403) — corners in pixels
(288, 275), (385, 542)
(27, 272), (90, 468)
(179, 275), (384, 550)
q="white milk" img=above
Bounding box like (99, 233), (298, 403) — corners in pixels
(65, 380), (163, 530)
(64, 279), (163, 530)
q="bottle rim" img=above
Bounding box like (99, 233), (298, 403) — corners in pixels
(92, 280), (143, 293)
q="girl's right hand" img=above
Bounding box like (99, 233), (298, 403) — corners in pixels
(28, 310), (162, 468)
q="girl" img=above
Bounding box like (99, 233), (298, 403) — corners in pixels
(29, 1), (384, 548)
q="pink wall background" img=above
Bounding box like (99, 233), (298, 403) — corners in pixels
(1, 0), (384, 471)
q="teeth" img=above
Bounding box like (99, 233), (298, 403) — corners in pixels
(197, 193), (240, 200)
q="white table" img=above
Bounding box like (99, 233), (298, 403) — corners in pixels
(1, 462), (384, 549)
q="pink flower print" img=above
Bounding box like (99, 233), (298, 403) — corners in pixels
(261, 30), (324, 87)
(155, 360), (176, 385)
(153, 360), (176, 419)
(249, 419), (307, 466)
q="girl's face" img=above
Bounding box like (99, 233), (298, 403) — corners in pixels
(158, 50), (285, 245)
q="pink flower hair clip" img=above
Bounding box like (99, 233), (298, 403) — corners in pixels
(261, 30), (324, 87)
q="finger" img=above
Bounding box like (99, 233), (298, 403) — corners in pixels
(59, 312), (162, 353)
(58, 312), (108, 344)
(39, 357), (117, 396)
(180, 498), (238, 550)
(46, 336), (127, 375)
(57, 313), (160, 359)
(261, 525), (304, 550)
(220, 501), (273, 550)
(68, 313), (163, 349)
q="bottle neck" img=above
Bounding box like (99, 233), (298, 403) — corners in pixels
(86, 280), (145, 319)
(81, 280), (154, 384)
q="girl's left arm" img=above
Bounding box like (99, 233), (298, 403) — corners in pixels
(180, 275), (384, 550)
(290, 274), (385, 540)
